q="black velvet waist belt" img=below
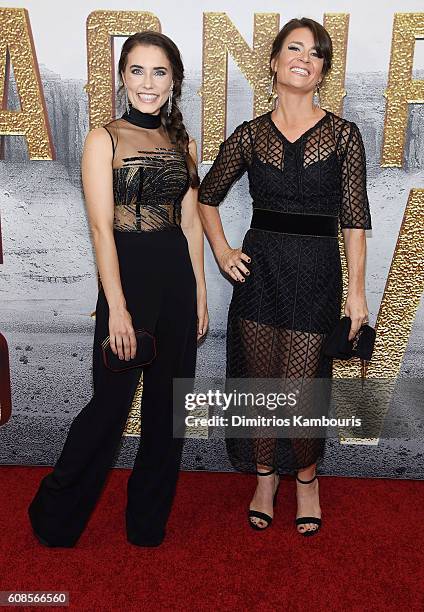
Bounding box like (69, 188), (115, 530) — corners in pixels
(250, 209), (339, 237)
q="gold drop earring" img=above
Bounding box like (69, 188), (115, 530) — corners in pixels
(314, 82), (321, 107)
(268, 72), (278, 103)
(167, 83), (174, 116)
(124, 87), (130, 114)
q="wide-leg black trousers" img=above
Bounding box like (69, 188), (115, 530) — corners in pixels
(28, 228), (197, 547)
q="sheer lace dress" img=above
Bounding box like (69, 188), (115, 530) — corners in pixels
(199, 110), (372, 474)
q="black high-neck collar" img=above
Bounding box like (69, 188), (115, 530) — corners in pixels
(121, 105), (161, 129)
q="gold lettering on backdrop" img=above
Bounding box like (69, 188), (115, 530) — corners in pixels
(201, 12), (279, 163)
(0, 8), (54, 160)
(335, 189), (424, 441)
(322, 14), (349, 116)
(382, 12), (424, 167)
(86, 10), (160, 130)
(359, 189), (424, 378)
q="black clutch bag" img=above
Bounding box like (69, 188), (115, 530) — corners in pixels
(101, 329), (156, 372)
(322, 316), (376, 379)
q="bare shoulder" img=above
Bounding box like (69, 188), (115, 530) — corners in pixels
(84, 126), (112, 147)
(82, 126), (115, 166)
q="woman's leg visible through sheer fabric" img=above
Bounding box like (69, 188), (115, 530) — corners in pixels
(286, 330), (327, 534)
(232, 319), (326, 531)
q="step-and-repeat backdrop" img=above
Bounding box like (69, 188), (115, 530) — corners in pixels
(0, 1), (423, 477)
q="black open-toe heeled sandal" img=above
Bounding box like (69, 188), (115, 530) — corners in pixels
(295, 473), (322, 536)
(248, 469), (280, 531)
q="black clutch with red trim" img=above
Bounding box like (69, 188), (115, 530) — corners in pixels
(101, 329), (156, 372)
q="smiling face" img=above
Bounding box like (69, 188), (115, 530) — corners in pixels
(271, 27), (324, 94)
(121, 44), (173, 115)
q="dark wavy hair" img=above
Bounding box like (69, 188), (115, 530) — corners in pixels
(117, 31), (199, 188)
(269, 17), (333, 80)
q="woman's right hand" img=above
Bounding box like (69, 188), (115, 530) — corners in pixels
(216, 246), (251, 282)
(108, 307), (137, 361)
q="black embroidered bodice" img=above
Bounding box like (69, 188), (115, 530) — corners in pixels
(103, 108), (189, 232)
(198, 110), (372, 230)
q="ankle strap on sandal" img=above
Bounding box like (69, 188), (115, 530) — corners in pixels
(256, 468), (276, 476)
(296, 474), (317, 484)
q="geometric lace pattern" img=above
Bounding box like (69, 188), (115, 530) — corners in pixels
(199, 110), (371, 474)
(199, 110), (372, 229)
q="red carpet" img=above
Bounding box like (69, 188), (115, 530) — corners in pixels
(0, 466), (422, 611)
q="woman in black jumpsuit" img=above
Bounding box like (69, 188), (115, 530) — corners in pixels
(199, 19), (371, 535)
(28, 32), (208, 547)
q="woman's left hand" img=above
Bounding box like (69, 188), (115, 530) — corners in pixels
(197, 292), (209, 340)
(344, 293), (369, 340)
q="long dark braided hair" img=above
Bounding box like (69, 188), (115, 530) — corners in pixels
(117, 31), (199, 188)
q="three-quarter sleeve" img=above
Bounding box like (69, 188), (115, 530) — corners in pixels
(198, 121), (251, 206)
(340, 122), (372, 229)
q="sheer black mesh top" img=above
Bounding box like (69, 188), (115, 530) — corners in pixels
(103, 118), (190, 232)
(198, 110), (372, 230)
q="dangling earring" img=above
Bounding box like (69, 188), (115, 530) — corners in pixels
(124, 87), (130, 114)
(268, 72), (278, 103)
(314, 82), (321, 107)
(167, 83), (174, 117)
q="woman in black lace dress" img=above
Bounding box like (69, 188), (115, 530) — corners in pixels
(28, 32), (208, 547)
(199, 18), (371, 535)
